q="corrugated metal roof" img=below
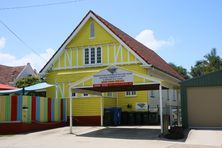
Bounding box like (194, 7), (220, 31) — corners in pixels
(180, 70), (222, 87)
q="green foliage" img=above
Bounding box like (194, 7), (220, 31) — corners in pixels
(15, 76), (40, 88)
(169, 63), (190, 79)
(190, 48), (222, 77)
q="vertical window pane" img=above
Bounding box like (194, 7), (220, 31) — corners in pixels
(97, 47), (101, 64)
(85, 48), (89, 64)
(126, 91), (136, 96)
(83, 93), (89, 97)
(91, 48), (95, 64)
(72, 93), (76, 97)
(90, 22), (95, 38)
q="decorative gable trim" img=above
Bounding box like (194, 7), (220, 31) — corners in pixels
(40, 11), (149, 76)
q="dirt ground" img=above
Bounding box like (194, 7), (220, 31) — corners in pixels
(0, 126), (221, 148)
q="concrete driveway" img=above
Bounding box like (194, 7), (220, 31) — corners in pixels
(185, 129), (222, 147)
(0, 126), (221, 148)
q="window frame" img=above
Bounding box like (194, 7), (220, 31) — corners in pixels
(82, 93), (89, 97)
(150, 90), (155, 98)
(72, 92), (77, 98)
(107, 92), (114, 97)
(89, 22), (95, 39)
(84, 46), (102, 65)
(125, 91), (137, 97)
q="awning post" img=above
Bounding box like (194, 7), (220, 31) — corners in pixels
(100, 96), (103, 126)
(69, 87), (73, 134)
(159, 84), (163, 134)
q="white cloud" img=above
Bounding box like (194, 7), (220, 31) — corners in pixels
(0, 48), (55, 72)
(0, 37), (6, 49)
(135, 29), (175, 50)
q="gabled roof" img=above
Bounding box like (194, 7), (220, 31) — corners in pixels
(40, 10), (184, 81)
(0, 64), (25, 85)
(181, 70), (222, 87)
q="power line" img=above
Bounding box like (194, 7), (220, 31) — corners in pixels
(0, 0), (86, 11)
(0, 19), (46, 61)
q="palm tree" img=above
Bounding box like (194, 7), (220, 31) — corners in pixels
(190, 48), (222, 77)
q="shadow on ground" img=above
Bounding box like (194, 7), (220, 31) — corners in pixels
(78, 127), (187, 142)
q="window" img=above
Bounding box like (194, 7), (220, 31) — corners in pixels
(173, 90), (176, 101)
(97, 47), (101, 64)
(90, 22), (95, 38)
(91, 48), (95, 64)
(85, 48), (89, 64)
(107, 92), (113, 97)
(126, 91), (136, 96)
(150, 90), (155, 98)
(84, 47), (102, 65)
(167, 90), (170, 101)
(82, 93), (89, 97)
(72, 92), (77, 98)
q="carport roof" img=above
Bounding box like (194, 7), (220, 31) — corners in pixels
(180, 70), (222, 87)
(78, 84), (168, 93)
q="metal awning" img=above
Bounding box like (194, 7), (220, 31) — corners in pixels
(25, 82), (53, 91)
(0, 82), (53, 94)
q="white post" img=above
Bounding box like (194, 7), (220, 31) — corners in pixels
(116, 92), (118, 107)
(55, 83), (58, 99)
(169, 89), (173, 127)
(159, 84), (163, 134)
(100, 96), (103, 126)
(69, 87), (73, 134)
(176, 89), (180, 126)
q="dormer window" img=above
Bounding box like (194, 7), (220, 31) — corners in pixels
(90, 22), (95, 38)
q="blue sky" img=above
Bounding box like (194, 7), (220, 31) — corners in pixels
(0, 0), (222, 71)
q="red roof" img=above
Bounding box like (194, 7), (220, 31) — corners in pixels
(91, 11), (184, 80)
(0, 84), (17, 90)
(0, 64), (25, 85)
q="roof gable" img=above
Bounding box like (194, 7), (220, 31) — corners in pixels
(0, 65), (25, 85)
(40, 10), (184, 81)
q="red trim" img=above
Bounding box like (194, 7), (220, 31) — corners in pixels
(11, 96), (17, 121)
(60, 100), (63, 121)
(93, 82), (133, 87)
(67, 116), (100, 126)
(48, 98), (51, 122)
(31, 96), (36, 121)
(0, 122), (67, 135)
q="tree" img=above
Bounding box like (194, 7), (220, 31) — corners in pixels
(15, 76), (40, 88)
(169, 63), (190, 79)
(190, 48), (222, 77)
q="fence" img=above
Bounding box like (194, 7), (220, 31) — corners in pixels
(0, 96), (67, 123)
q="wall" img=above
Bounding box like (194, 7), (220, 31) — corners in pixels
(0, 96), (66, 123)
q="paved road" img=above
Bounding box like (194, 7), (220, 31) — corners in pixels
(0, 126), (221, 148)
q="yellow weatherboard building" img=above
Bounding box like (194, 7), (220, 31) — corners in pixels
(40, 10), (184, 126)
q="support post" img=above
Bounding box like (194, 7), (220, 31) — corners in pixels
(116, 92), (118, 107)
(159, 84), (163, 134)
(100, 96), (103, 126)
(69, 87), (73, 134)
(176, 89), (180, 126)
(169, 89), (173, 127)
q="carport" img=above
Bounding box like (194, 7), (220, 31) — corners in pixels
(68, 66), (170, 134)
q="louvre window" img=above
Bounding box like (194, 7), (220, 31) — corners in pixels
(90, 22), (95, 38)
